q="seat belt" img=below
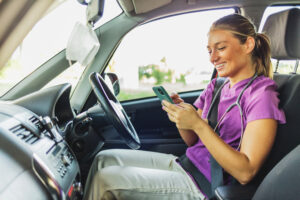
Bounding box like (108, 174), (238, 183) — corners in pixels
(178, 77), (226, 199)
(207, 77), (227, 195)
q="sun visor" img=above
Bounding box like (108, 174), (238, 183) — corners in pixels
(66, 22), (100, 66)
(118, 0), (172, 14)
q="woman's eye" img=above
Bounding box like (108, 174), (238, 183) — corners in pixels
(218, 46), (226, 51)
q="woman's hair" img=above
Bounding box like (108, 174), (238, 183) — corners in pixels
(210, 14), (273, 78)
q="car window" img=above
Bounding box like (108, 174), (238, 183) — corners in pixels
(105, 8), (236, 102)
(0, 0), (122, 96)
(259, 5), (300, 74)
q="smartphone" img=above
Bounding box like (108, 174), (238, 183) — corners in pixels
(152, 86), (174, 104)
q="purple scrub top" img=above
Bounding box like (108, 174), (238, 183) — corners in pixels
(186, 75), (286, 183)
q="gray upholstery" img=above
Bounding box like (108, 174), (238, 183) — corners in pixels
(251, 7), (300, 197)
(253, 145), (300, 200)
(252, 7), (300, 187)
(262, 8), (300, 60)
(252, 74), (300, 183)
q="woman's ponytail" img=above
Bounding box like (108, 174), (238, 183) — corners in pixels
(253, 33), (273, 79)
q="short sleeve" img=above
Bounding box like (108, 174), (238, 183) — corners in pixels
(194, 79), (216, 118)
(245, 80), (286, 124)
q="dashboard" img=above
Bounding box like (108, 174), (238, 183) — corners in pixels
(0, 84), (82, 200)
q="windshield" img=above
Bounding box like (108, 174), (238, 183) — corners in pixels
(0, 0), (122, 96)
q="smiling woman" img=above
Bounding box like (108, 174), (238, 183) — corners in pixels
(83, 13), (286, 200)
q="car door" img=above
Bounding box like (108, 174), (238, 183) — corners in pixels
(100, 8), (236, 156)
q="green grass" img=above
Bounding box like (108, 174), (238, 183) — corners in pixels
(117, 90), (154, 101)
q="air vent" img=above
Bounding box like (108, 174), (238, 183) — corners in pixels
(10, 124), (40, 145)
(29, 116), (43, 130)
(29, 115), (50, 137)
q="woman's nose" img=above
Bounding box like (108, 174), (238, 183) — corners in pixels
(210, 50), (219, 63)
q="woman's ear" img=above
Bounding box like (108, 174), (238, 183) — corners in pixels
(244, 36), (255, 54)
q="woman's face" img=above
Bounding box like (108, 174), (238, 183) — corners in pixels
(207, 29), (253, 80)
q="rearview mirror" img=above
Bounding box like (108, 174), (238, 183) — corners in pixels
(77, 0), (105, 24)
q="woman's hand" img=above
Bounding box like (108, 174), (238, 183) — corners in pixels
(170, 92), (184, 104)
(164, 93), (202, 146)
(162, 100), (203, 130)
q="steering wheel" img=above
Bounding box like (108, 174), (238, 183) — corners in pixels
(89, 72), (140, 149)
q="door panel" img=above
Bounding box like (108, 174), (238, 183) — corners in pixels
(104, 90), (203, 156)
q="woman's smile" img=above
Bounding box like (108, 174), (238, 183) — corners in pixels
(215, 62), (226, 71)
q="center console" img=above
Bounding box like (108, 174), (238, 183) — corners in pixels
(0, 103), (82, 200)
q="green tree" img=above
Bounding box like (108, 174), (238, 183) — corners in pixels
(138, 64), (174, 85)
(176, 73), (186, 85)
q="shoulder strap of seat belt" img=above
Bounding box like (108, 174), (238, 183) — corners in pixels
(178, 78), (226, 199)
(207, 77), (227, 197)
(207, 77), (227, 128)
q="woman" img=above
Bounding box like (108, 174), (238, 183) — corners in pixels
(83, 14), (285, 200)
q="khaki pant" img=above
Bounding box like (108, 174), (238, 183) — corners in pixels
(83, 149), (206, 200)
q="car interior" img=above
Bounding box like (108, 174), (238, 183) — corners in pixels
(0, 0), (299, 200)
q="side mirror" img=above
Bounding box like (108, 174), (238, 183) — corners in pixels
(104, 72), (120, 96)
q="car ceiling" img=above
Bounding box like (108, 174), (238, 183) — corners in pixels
(118, 0), (300, 26)
(118, 0), (299, 14)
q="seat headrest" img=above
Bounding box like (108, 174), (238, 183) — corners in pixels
(262, 8), (300, 60)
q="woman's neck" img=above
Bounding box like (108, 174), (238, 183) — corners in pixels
(228, 67), (256, 88)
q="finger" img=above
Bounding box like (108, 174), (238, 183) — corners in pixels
(162, 103), (177, 115)
(179, 102), (195, 110)
(170, 92), (179, 98)
(173, 98), (184, 104)
(167, 113), (177, 123)
(164, 101), (184, 113)
(170, 92), (184, 103)
(170, 93), (179, 100)
(162, 100), (175, 108)
(177, 98), (184, 103)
